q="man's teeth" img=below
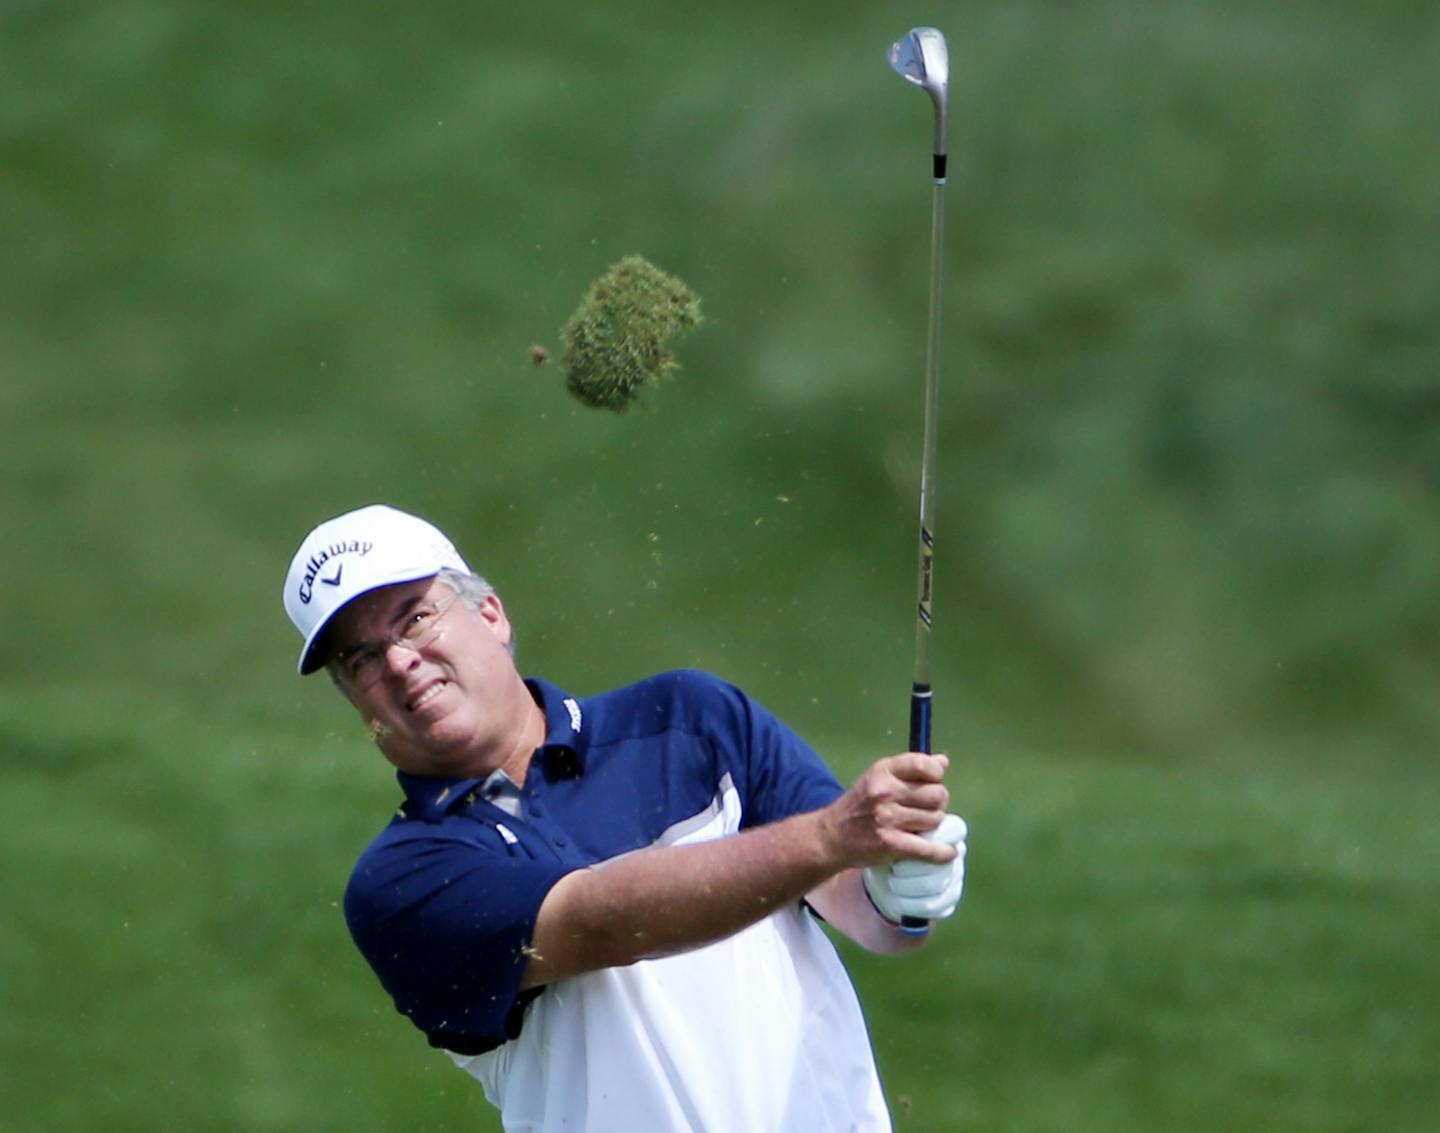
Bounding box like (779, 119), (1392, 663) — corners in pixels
(410, 683), (446, 710)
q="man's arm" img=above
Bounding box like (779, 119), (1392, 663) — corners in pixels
(805, 868), (927, 954)
(521, 752), (951, 988)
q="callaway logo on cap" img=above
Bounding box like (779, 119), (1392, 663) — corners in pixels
(282, 504), (472, 675)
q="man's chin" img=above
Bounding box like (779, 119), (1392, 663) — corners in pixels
(381, 726), (478, 778)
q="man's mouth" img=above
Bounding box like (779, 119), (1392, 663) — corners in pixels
(407, 682), (447, 712)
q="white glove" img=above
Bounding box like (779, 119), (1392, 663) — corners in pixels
(863, 814), (968, 926)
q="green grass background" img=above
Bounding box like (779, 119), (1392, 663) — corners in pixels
(3, 1), (1438, 1129)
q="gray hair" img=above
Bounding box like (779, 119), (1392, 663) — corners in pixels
(435, 568), (517, 657)
(436, 566), (495, 607)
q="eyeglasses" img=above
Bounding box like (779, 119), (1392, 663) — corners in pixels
(330, 590), (462, 690)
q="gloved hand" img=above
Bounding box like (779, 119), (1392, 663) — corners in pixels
(863, 814), (968, 926)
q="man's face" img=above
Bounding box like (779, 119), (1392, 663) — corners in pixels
(323, 576), (528, 778)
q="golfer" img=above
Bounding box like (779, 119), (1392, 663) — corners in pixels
(283, 504), (968, 1133)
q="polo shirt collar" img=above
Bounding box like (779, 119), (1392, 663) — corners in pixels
(525, 676), (588, 772)
(393, 677), (586, 823)
(395, 771), (486, 823)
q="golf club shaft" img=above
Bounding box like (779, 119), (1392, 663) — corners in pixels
(900, 145), (947, 938)
(909, 176), (945, 756)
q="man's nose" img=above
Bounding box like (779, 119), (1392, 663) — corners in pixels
(383, 639), (422, 675)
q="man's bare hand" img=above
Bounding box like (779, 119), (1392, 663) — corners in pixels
(816, 753), (953, 869)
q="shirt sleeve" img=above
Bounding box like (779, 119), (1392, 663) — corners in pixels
(343, 821), (576, 1053)
(681, 671), (845, 828)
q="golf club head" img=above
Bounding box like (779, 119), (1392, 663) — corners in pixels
(888, 26), (949, 165)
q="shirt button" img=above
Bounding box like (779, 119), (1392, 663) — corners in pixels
(532, 804), (545, 816)
(555, 836), (568, 847)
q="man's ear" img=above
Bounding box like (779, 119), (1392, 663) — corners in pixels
(477, 592), (513, 648)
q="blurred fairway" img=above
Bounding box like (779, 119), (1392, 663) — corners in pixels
(3, 1), (1438, 1130)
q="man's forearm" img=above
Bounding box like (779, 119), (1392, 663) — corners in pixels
(522, 751), (953, 987)
(523, 808), (838, 987)
(806, 869), (927, 955)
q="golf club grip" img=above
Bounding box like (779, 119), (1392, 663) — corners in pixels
(908, 683), (932, 753)
(900, 684), (934, 935)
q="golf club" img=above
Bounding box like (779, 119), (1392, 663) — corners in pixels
(888, 25), (949, 935)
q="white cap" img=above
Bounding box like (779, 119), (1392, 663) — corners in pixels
(283, 504), (472, 675)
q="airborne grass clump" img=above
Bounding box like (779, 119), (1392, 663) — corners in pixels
(561, 255), (703, 412)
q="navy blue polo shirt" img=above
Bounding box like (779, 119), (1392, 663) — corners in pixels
(342, 669), (845, 1055)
